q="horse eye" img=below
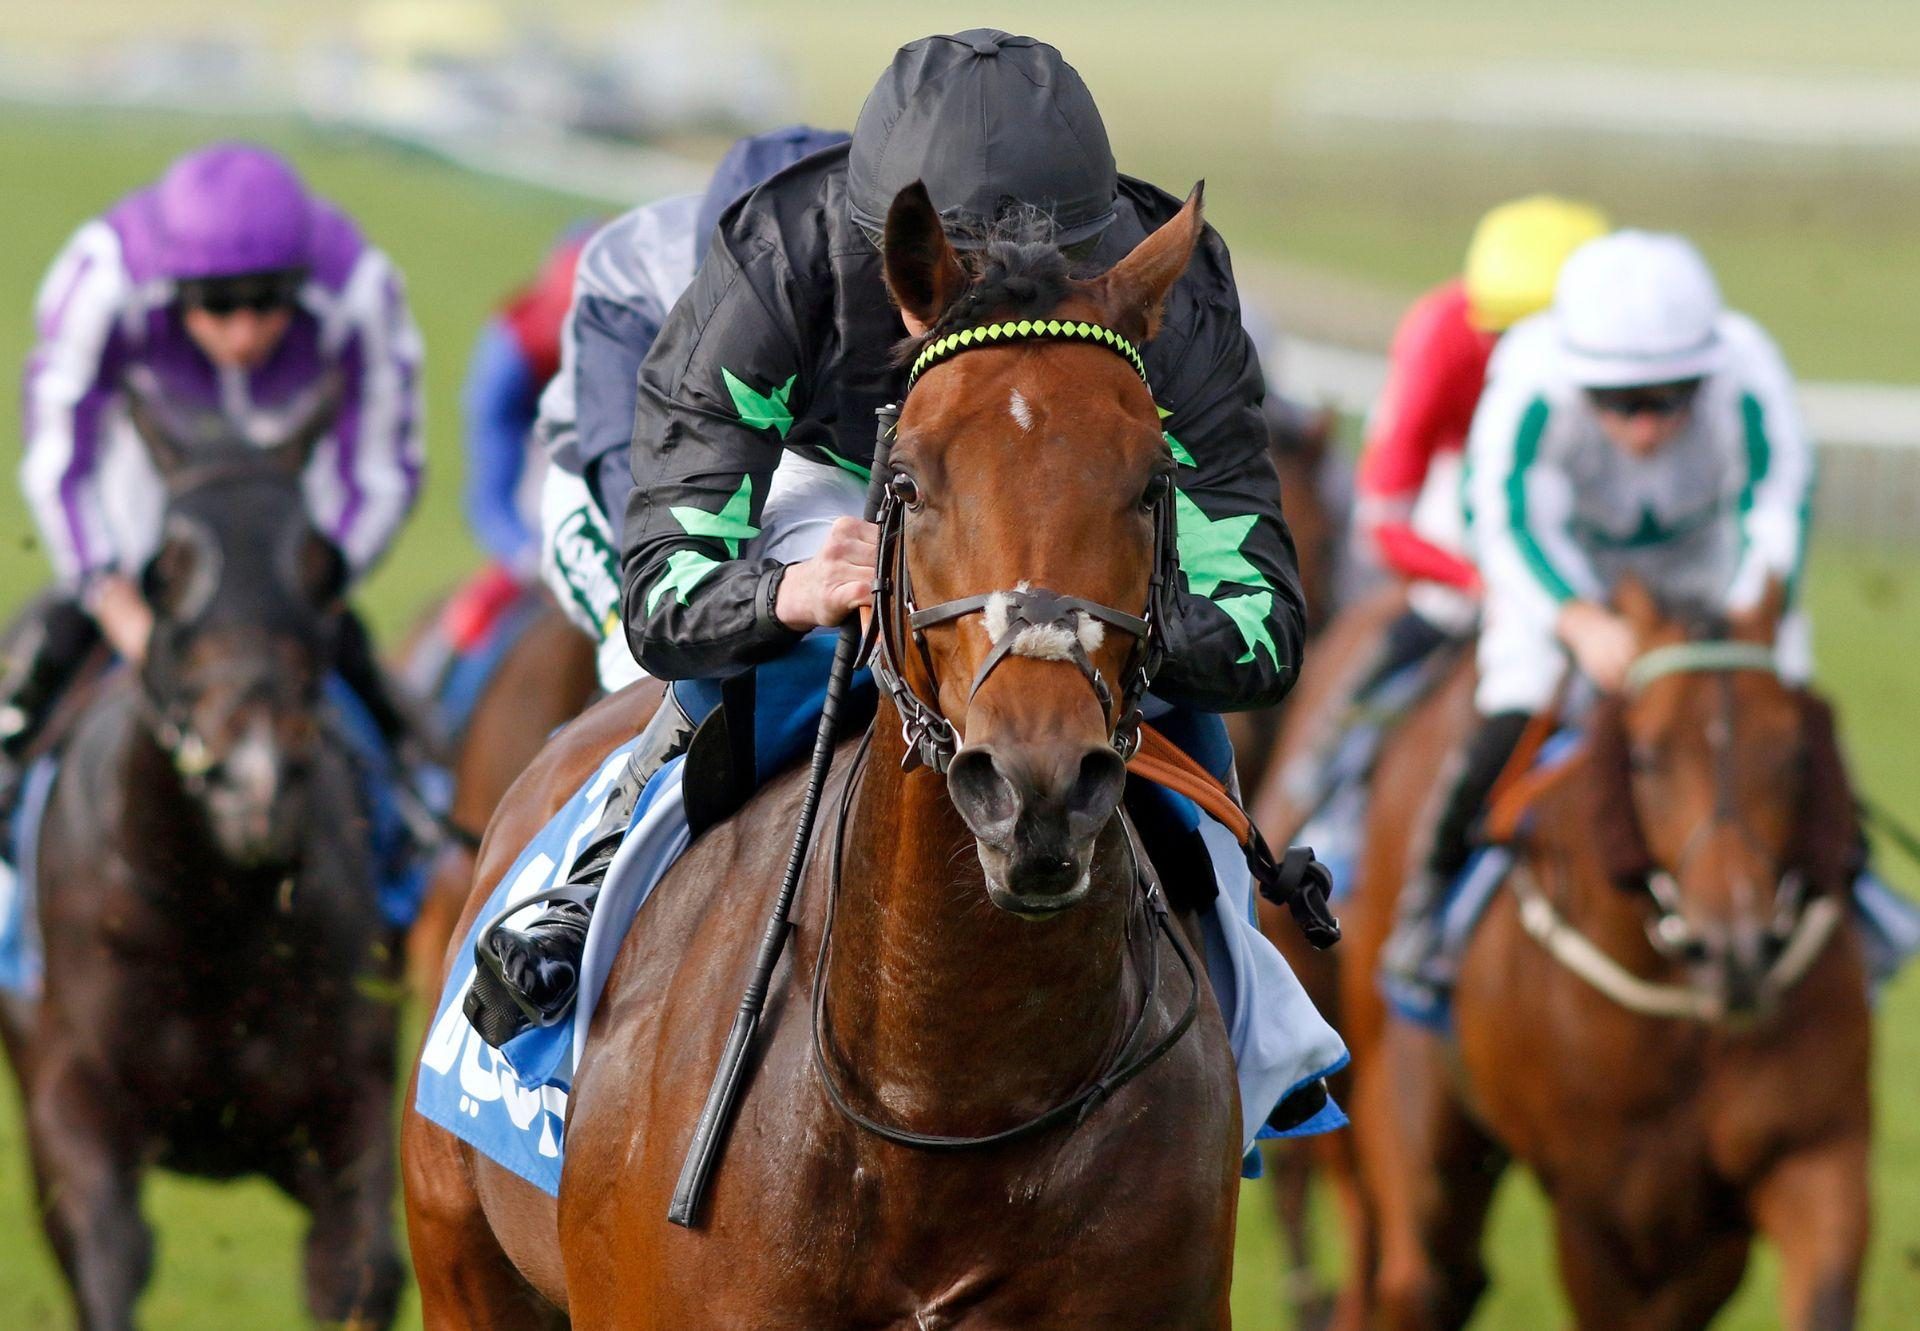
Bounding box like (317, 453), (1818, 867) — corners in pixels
(889, 471), (922, 509)
(1141, 472), (1172, 508)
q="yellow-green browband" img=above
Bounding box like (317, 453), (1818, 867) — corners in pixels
(905, 319), (1150, 394)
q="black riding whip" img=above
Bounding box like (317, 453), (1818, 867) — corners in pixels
(668, 404), (898, 1227)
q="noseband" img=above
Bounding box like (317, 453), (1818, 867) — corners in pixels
(870, 318), (1175, 773)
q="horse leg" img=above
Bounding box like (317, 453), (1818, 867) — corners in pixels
(1365, 1025), (1502, 1331)
(1315, 1123), (1375, 1331)
(23, 1054), (151, 1330)
(284, 1081), (406, 1329)
(402, 1105), (564, 1330)
(1261, 1140), (1334, 1331)
(1750, 1138), (1870, 1331)
(1550, 1199), (1748, 1331)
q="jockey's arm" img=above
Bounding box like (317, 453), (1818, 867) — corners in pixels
(20, 220), (131, 591)
(1147, 245), (1308, 714)
(461, 318), (540, 573)
(320, 248), (426, 579)
(1356, 286), (1485, 593)
(618, 237), (810, 681)
(1468, 381), (1617, 684)
(1719, 315), (1815, 611)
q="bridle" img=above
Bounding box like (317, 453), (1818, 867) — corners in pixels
(1513, 639), (1843, 1024)
(868, 317), (1177, 773)
(811, 315), (1201, 1152)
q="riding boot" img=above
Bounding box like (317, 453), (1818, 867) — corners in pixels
(1380, 710), (1531, 1007)
(465, 688), (697, 1047)
(332, 606), (425, 756)
(0, 596), (99, 838)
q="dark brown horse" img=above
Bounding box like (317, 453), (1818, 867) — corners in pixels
(398, 586), (598, 999)
(0, 389), (404, 1329)
(1349, 582), (1869, 1330)
(405, 186), (1247, 1327)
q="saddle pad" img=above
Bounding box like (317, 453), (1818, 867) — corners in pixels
(0, 757), (60, 997)
(414, 737), (654, 1196)
(434, 588), (547, 742)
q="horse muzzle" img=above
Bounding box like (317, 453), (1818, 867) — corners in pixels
(947, 741), (1127, 917)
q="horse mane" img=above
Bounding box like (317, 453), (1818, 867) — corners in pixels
(894, 212), (1080, 368)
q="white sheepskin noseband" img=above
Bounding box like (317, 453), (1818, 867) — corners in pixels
(981, 581), (1106, 661)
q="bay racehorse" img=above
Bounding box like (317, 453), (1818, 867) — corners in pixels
(0, 382), (405, 1330)
(1352, 580), (1869, 1329)
(397, 585), (598, 999)
(404, 183), (1247, 1327)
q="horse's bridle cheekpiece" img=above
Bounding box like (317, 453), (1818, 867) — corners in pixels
(873, 319), (1172, 773)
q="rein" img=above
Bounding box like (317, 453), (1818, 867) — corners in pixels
(809, 730), (1202, 1151)
(1516, 638), (1842, 1024)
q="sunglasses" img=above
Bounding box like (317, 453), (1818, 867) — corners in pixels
(1586, 379), (1702, 419)
(178, 270), (305, 318)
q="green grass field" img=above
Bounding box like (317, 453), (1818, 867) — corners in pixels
(0, 90), (1916, 1328)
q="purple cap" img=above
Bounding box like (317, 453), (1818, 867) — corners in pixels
(154, 143), (314, 281)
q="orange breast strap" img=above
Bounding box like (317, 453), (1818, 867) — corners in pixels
(1126, 723), (1253, 847)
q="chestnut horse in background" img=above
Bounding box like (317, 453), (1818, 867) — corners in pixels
(1344, 582), (1868, 1329)
(397, 589), (597, 997)
(404, 185), (1245, 1327)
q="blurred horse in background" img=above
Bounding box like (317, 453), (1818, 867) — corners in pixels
(1342, 581), (1869, 1330)
(395, 584), (598, 999)
(0, 385), (404, 1330)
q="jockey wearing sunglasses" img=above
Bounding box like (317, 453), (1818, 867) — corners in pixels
(5, 142), (425, 829)
(1382, 229), (1819, 1016)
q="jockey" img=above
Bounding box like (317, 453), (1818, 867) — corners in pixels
(536, 126), (850, 692)
(469, 30), (1342, 1142)
(1351, 195), (1608, 688)
(1382, 229), (1817, 1001)
(461, 227), (590, 581)
(3, 143), (424, 819)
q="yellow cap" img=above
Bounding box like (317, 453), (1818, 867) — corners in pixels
(1463, 195), (1611, 332)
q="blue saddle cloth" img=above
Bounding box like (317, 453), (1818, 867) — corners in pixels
(433, 591), (547, 742)
(0, 675), (427, 999)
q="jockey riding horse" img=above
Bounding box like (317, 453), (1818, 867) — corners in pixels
(3, 142), (426, 855)
(464, 29), (1346, 1140)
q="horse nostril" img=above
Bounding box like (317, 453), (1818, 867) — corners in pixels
(947, 747), (1019, 842)
(1065, 747), (1127, 835)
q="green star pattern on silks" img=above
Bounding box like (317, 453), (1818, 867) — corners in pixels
(1173, 487), (1264, 597)
(670, 476), (759, 557)
(723, 369), (796, 438)
(645, 549), (722, 615)
(1156, 405), (1196, 466)
(1214, 592), (1279, 668)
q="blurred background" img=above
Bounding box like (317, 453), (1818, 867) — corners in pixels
(0, 2), (1914, 1325)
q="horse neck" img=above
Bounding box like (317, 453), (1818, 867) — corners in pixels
(822, 717), (1139, 1126)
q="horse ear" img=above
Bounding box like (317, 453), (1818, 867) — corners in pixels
(882, 181), (967, 331)
(266, 371), (343, 478)
(1613, 574), (1660, 635)
(1730, 578), (1786, 645)
(121, 367), (192, 480)
(1096, 181), (1204, 344)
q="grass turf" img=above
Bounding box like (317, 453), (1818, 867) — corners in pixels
(0, 101), (1914, 1327)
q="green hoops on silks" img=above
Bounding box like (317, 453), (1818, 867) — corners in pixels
(905, 319), (1150, 395)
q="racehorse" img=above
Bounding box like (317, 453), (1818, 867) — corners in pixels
(1347, 580), (1869, 1330)
(397, 586), (598, 999)
(404, 183), (1246, 1328)
(0, 382), (404, 1330)
(1244, 583), (1414, 1331)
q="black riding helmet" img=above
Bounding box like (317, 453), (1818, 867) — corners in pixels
(847, 30), (1118, 249)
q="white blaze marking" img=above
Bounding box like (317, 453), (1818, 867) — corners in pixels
(1008, 387), (1034, 433)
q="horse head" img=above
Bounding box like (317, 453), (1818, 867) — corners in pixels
(877, 181), (1203, 915)
(126, 370), (348, 868)
(1588, 575), (1844, 1018)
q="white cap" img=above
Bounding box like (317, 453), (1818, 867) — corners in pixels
(1554, 230), (1724, 388)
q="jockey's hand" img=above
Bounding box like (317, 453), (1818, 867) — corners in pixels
(1556, 600), (1636, 693)
(89, 574), (154, 664)
(774, 518), (878, 630)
